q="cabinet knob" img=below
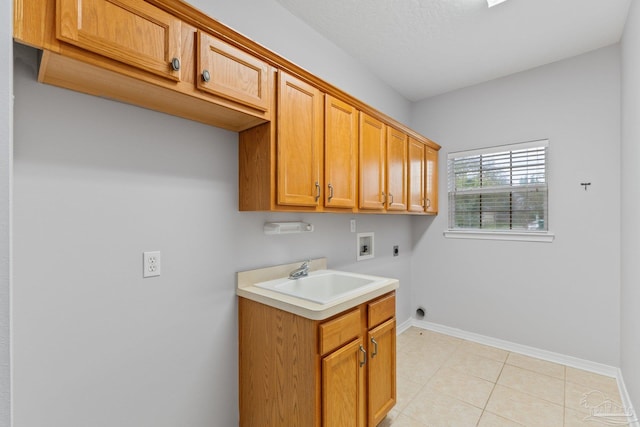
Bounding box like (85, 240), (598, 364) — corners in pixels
(328, 183), (334, 202)
(170, 57), (181, 72)
(202, 69), (211, 82)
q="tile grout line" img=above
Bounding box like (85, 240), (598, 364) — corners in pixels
(479, 354), (527, 426)
(475, 353), (506, 427)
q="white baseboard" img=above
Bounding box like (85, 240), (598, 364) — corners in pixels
(404, 318), (638, 425)
(617, 368), (640, 427)
(413, 319), (618, 377)
(396, 317), (413, 335)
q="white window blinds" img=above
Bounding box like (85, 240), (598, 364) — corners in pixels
(447, 140), (548, 232)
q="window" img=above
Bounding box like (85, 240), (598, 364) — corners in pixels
(446, 139), (551, 242)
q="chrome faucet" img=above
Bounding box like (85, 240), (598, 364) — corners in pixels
(289, 260), (310, 279)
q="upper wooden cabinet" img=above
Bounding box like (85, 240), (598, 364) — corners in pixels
(359, 115), (411, 213)
(15, 0), (440, 215)
(16, 0), (273, 131)
(197, 30), (270, 112)
(240, 75), (363, 213)
(386, 127), (408, 211)
(408, 138), (426, 213)
(276, 72), (324, 207)
(359, 113), (386, 211)
(57, 0), (183, 81)
(325, 96), (358, 209)
(425, 146), (439, 214)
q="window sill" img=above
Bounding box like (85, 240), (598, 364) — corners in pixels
(443, 230), (555, 243)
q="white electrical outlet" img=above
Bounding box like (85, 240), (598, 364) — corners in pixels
(350, 219), (356, 233)
(143, 251), (161, 278)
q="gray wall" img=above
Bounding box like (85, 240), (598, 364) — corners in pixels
(621, 0), (640, 412)
(11, 5), (415, 425)
(409, 45), (622, 366)
(0, 0), (11, 425)
(7, 0), (638, 425)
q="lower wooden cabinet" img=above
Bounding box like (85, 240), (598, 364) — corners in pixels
(238, 292), (396, 427)
(322, 338), (366, 427)
(367, 319), (396, 426)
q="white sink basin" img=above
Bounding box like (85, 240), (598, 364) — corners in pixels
(254, 270), (388, 304)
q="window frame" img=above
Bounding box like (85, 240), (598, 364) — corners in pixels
(443, 139), (554, 243)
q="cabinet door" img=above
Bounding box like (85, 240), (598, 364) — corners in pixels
(325, 96), (358, 209)
(197, 31), (270, 112)
(277, 72), (324, 207)
(425, 146), (439, 214)
(359, 113), (386, 210)
(408, 138), (426, 213)
(386, 127), (407, 211)
(57, 0), (182, 81)
(367, 319), (396, 427)
(323, 338), (366, 427)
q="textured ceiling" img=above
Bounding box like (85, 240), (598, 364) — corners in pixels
(275, 0), (632, 101)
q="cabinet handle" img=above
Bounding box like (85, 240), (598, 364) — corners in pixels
(426, 198), (431, 208)
(315, 182), (321, 202)
(328, 183), (334, 202)
(389, 193), (394, 205)
(381, 192), (386, 206)
(202, 69), (211, 82)
(421, 198), (425, 208)
(359, 345), (367, 367)
(371, 337), (378, 358)
(170, 57), (181, 72)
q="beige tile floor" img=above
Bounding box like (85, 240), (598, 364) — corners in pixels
(379, 327), (632, 427)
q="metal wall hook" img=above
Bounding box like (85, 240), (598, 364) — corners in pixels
(581, 182), (591, 191)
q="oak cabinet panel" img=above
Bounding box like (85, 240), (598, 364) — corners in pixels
(386, 127), (408, 211)
(367, 319), (396, 427)
(368, 293), (395, 328)
(57, 0), (182, 81)
(25, 0), (272, 131)
(322, 338), (366, 427)
(240, 76), (361, 213)
(238, 298), (319, 426)
(319, 308), (361, 356)
(239, 292), (396, 426)
(17, 0), (440, 214)
(408, 138), (426, 212)
(197, 30), (270, 112)
(359, 115), (411, 213)
(359, 113), (386, 210)
(325, 95), (358, 209)
(425, 146), (439, 214)
(276, 71), (324, 207)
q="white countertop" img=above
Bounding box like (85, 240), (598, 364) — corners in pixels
(236, 258), (399, 320)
